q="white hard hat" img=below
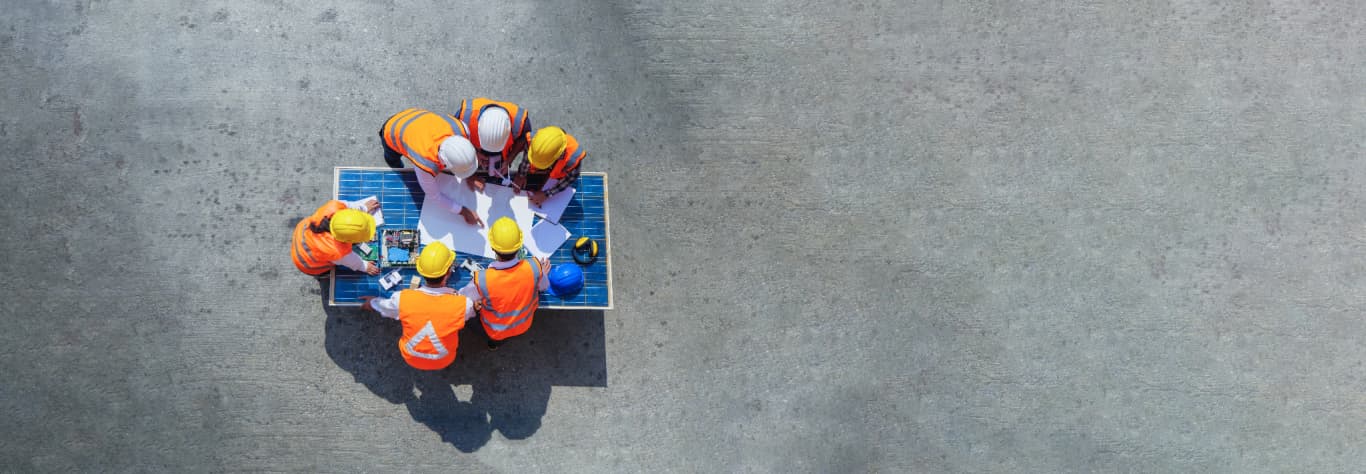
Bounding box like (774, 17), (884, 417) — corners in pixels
(478, 106), (511, 153)
(438, 136), (477, 178)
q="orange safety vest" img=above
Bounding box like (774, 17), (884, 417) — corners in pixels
(382, 108), (468, 176)
(474, 259), (544, 340)
(290, 200), (353, 275)
(396, 290), (467, 370)
(456, 98), (530, 160)
(526, 130), (587, 180)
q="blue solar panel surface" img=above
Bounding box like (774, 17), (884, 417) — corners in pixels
(331, 168), (611, 309)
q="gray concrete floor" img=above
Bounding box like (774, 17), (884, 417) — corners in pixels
(2, 0), (1365, 471)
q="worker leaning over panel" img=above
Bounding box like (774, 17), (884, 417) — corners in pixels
(457, 217), (549, 350)
(360, 242), (479, 370)
(455, 98), (531, 192)
(514, 126), (587, 206)
(291, 200), (382, 276)
(381, 108), (484, 227)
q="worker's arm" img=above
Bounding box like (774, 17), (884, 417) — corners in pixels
(506, 136), (529, 166)
(460, 296), (477, 322)
(344, 197), (380, 213)
(511, 155), (530, 191)
(541, 162), (580, 196)
(362, 293), (401, 320)
(415, 168), (473, 214)
(334, 252), (379, 275)
(457, 282), (482, 321)
(535, 258), (550, 291)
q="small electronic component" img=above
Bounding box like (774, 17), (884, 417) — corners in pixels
(353, 240), (380, 261)
(378, 270), (404, 290)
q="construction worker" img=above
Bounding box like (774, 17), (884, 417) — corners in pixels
(291, 200), (382, 276)
(514, 126), (587, 206)
(454, 98), (531, 192)
(360, 242), (479, 370)
(459, 217), (549, 350)
(381, 108), (483, 227)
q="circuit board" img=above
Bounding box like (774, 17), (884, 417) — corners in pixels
(352, 241), (380, 261)
(380, 229), (421, 266)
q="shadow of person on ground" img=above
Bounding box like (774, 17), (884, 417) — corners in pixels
(320, 278), (606, 452)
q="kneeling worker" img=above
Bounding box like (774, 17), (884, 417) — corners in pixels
(381, 108), (483, 227)
(461, 217), (549, 350)
(361, 242), (479, 370)
(515, 126), (586, 206)
(291, 200), (382, 276)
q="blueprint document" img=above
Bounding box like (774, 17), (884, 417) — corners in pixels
(529, 187), (575, 223)
(525, 220), (571, 258)
(418, 179), (535, 258)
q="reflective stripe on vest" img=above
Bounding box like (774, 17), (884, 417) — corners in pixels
(403, 321), (449, 360)
(291, 201), (350, 275)
(550, 136), (586, 180)
(292, 228), (332, 274)
(396, 290), (466, 370)
(385, 109), (466, 175)
(458, 98), (527, 157)
(475, 259), (542, 335)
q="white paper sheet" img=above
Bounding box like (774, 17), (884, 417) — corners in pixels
(525, 220), (571, 258)
(529, 187), (575, 223)
(358, 196), (385, 226)
(419, 182), (536, 258)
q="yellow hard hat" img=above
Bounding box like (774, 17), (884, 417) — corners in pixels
(415, 241), (456, 279)
(330, 209), (376, 244)
(488, 217), (523, 254)
(528, 126), (567, 169)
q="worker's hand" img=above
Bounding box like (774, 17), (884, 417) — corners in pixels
(460, 207), (485, 228)
(512, 175), (527, 191)
(472, 299), (484, 312)
(536, 257), (549, 270)
(465, 177), (485, 192)
(359, 295), (375, 311)
(364, 198), (381, 213)
(364, 261), (381, 276)
(528, 191), (548, 207)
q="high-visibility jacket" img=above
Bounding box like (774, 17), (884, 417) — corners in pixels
(290, 200), (353, 275)
(396, 290), (467, 370)
(527, 130), (587, 180)
(382, 108), (468, 176)
(456, 98), (530, 160)
(474, 259), (544, 340)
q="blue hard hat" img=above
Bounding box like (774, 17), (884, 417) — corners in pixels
(548, 264), (584, 297)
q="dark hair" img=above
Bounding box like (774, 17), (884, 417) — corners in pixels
(495, 251), (518, 261)
(423, 268), (450, 287)
(308, 216), (331, 234)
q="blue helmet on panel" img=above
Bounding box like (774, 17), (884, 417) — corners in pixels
(548, 264), (584, 298)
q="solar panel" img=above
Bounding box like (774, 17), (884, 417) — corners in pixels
(329, 167), (612, 310)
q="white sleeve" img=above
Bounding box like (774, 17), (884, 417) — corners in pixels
(458, 281), (482, 320)
(458, 280), (481, 301)
(370, 292), (401, 320)
(333, 252), (368, 272)
(461, 296), (476, 321)
(415, 170), (467, 213)
(344, 198), (372, 210)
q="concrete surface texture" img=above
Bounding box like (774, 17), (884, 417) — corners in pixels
(2, 0), (1364, 471)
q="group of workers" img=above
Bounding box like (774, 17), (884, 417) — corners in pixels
(290, 97), (588, 370)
